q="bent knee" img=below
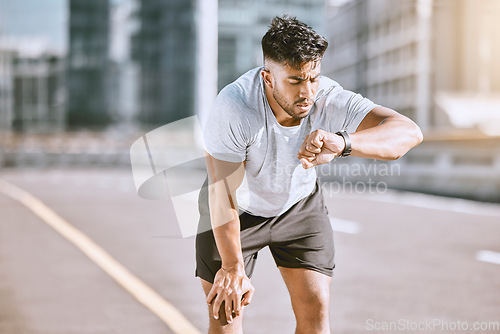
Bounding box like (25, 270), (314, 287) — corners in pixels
(294, 295), (330, 333)
(293, 291), (330, 320)
(207, 301), (244, 333)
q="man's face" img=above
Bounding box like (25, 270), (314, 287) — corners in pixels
(264, 60), (321, 121)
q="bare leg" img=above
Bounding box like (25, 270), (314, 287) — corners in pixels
(278, 267), (331, 334)
(200, 278), (245, 334)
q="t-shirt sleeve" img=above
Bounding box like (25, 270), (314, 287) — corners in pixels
(321, 83), (378, 134)
(201, 86), (250, 163)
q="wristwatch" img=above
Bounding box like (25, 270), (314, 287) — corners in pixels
(335, 130), (351, 157)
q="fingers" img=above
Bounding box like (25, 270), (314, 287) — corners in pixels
(298, 134), (320, 169)
(211, 292), (239, 323)
(241, 284), (255, 306)
(311, 132), (324, 149)
(306, 134), (323, 153)
(208, 269), (254, 323)
(222, 285), (234, 323)
(225, 299), (234, 323)
(299, 154), (317, 169)
(233, 291), (242, 317)
(212, 292), (224, 320)
(298, 130), (338, 169)
(300, 157), (318, 169)
(206, 284), (218, 305)
(208, 276), (226, 320)
(298, 131), (323, 159)
(298, 138), (315, 159)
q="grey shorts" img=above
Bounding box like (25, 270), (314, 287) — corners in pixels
(195, 178), (335, 283)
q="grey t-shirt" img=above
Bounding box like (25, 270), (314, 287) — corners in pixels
(201, 67), (377, 217)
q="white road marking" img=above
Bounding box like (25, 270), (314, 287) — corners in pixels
(0, 178), (201, 334)
(329, 217), (361, 235)
(476, 250), (500, 265)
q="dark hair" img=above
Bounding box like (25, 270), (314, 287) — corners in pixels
(261, 14), (328, 69)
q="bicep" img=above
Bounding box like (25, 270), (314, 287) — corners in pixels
(355, 106), (408, 132)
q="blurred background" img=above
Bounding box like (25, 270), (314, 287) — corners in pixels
(1, 1), (500, 333)
(0, 0), (499, 201)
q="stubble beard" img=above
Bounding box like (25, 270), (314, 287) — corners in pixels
(272, 89), (309, 121)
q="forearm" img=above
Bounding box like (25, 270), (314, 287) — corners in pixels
(212, 218), (244, 270)
(203, 153), (254, 319)
(208, 184), (244, 270)
(350, 116), (423, 160)
(204, 152), (246, 270)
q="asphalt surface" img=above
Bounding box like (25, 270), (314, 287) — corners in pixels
(0, 167), (499, 334)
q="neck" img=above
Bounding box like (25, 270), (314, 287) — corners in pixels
(264, 84), (300, 127)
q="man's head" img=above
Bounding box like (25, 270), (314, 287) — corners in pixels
(261, 14), (328, 70)
(261, 15), (328, 123)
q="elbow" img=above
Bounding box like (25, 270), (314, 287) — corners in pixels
(384, 148), (409, 161)
(412, 123), (424, 147)
(387, 124), (424, 161)
(383, 152), (404, 161)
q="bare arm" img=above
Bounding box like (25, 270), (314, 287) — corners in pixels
(350, 106), (423, 160)
(297, 106), (423, 167)
(204, 151), (254, 323)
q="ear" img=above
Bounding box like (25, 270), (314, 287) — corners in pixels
(261, 69), (273, 89)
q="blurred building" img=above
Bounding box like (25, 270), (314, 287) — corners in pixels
(322, 0), (500, 201)
(324, 0), (430, 130)
(324, 0), (500, 134)
(218, 0), (326, 90)
(11, 54), (65, 133)
(0, 49), (15, 132)
(131, 0), (197, 126)
(67, 0), (111, 128)
(109, 0), (140, 126)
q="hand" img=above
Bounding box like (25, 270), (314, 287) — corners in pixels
(206, 265), (255, 323)
(297, 129), (346, 169)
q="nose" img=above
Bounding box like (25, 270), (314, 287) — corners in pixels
(299, 81), (314, 100)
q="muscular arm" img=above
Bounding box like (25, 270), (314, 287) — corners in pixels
(204, 151), (254, 323)
(298, 106), (423, 167)
(350, 106), (423, 160)
(206, 151), (245, 268)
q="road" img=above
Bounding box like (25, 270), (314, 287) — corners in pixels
(0, 167), (499, 334)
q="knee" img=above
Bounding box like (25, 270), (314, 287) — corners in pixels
(295, 300), (330, 334)
(302, 292), (329, 314)
(207, 301), (244, 334)
(303, 281), (330, 306)
(294, 290), (330, 326)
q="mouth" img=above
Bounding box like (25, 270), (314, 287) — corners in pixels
(295, 103), (312, 112)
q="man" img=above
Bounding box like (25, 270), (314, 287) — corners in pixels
(196, 15), (423, 333)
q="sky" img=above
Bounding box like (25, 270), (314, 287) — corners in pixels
(0, 0), (67, 55)
(0, 0), (124, 55)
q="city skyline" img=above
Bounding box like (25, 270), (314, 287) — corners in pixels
(1, 0), (499, 134)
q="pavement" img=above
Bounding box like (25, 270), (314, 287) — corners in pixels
(0, 167), (499, 334)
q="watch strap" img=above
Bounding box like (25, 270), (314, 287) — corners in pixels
(335, 130), (352, 157)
